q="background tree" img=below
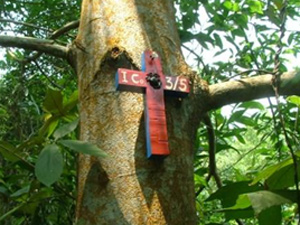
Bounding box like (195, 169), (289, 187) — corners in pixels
(0, 0), (300, 224)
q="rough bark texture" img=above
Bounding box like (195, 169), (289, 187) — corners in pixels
(74, 1), (206, 224)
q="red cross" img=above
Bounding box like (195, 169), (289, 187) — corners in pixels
(116, 50), (189, 158)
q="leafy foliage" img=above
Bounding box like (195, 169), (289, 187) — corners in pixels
(175, 0), (300, 224)
(195, 96), (300, 223)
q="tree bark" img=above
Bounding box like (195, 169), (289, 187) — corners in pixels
(73, 1), (206, 224)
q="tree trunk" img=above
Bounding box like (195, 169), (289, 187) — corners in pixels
(73, 1), (206, 224)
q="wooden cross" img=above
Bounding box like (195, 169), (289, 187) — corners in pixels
(116, 50), (190, 158)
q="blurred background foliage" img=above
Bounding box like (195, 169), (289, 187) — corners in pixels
(0, 0), (300, 224)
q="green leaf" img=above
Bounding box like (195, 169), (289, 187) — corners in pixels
(195, 32), (214, 49)
(0, 141), (20, 162)
(249, 0), (263, 14)
(46, 118), (59, 138)
(232, 2), (240, 11)
(206, 181), (262, 207)
(223, 194), (252, 210)
(265, 6), (280, 26)
(254, 157), (300, 189)
(53, 119), (79, 140)
(251, 157), (294, 185)
(288, 33), (294, 45)
(216, 142), (237, 153)
(258, 206), (281, 225)
(194, 174), (208, 187)
(270, 190), (299, 204)
(214, 49), (227, 57)
(266, 160), (300, 189)
(224, 208), (254, 221)
(287, 95), (300, 107)
(38, 114), (59, 137)
(179, 30), (195, 43)
(220, 196), (254, 220)
(213, 33), (223, 48)
(236, 116), (255, 127)
(43, 87), (63, 114)
(232, 28), (245, 37)
(10, 185), (30, 198)
(238, 101), (265, 110)
(63, 90), (79, 113)
(222, 191), (292, 218)
(228, 110), (245, 124)
(59, 140), (107, 157)
(223, 0), (233, 10)
(235, 14), (248, 29)
(235, 131), (246, 144)
(35, 144), (63, 187)
(247, 191), (292, 215)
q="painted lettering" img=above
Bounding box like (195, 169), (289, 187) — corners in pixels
(132, 74), (139, 84)
(173, 76), (179, 90)
(165, 77), (172, 90)
(121, 71), (128, 83)
(179, 78), (188, 92)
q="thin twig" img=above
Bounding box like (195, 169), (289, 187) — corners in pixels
(0, 18), (51, 32)
(49, 20), (79, 40)
(200, 114), (245, 225)
(182, 44), (209, 75)
(295, 108), (299, 131)
(32, 60), (63, 90)
(203, 114), (222, 188)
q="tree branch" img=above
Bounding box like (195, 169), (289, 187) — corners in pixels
(0, 35), (68, 59)
(21, 20), (79, 63)
(207, 71), (300, 110)
(50, 20), (79, 39)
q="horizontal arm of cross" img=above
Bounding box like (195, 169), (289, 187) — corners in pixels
(116, 68), (190, 97)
